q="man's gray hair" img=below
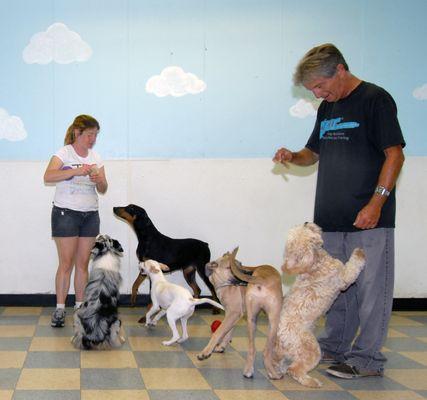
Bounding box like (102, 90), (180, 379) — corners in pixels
(293, 43), (349, 86)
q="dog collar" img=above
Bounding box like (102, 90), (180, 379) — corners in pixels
(215, 279), (248, 290)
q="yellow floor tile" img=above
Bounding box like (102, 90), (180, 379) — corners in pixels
(389, 315), (424, 326)
(385, 369), (427, 390)
(215, 390), (289, 400)
(81, 350), (137, 368)
(393, 311), (427, 317)
(1, 306), (427, 399)
(16, 368), (80, 390)
(119, 315), (146, 326)
(188, 350), (246, 369)
(186, 324), (213, 337)
(256, 324), (272, 335)
(387, 328), (409, 338)
(81, 390), (149, 400)
(229, 336), (266, 352)
(38, 315), (74, 326)
(0, 390), (13, 400)
(349, 390), (425, 400)
(268, 369), (343, 391)
(399, 351), (427, 366)
(29, 337), (77, 351)
(140, 368), (210, 390)
(0, 325), (35, 337)
(128, 336), (182, 351)
(200, 315), (245, 326)
(0, 351), (26, 368)
(2, 307), (42, 316)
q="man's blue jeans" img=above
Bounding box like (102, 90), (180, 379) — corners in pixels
(318, 228), (394, 371)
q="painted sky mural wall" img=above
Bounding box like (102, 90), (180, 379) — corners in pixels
(0, 0), (426, 160)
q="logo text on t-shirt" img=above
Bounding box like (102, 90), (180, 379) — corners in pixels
(320, 117), (360, 140)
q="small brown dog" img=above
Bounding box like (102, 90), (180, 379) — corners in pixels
(274, 222), (365, 387)
(197, 247), (283, 380)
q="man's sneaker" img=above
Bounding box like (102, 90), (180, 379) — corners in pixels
(51, 308), (66, 327)
(320, 351), (340, 365)
(326, 363), (383, 379)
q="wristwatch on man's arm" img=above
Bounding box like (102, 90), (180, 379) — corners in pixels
(375, 185), (390, 197)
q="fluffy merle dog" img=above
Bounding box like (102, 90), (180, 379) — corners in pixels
(72, 234), (125, 350)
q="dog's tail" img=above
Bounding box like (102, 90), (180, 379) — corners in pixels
(191, 298), (224, 311)
(229, 247), (264, 284)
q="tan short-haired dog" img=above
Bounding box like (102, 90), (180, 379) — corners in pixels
(274, 222), (365, 387)
(197, 248), (283, 380)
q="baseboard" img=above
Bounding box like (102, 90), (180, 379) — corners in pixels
(0, 294), (215, 308)
(392, 298), (427, 311)
(0, 295), (426, 310)
(0, 294), (150, 307)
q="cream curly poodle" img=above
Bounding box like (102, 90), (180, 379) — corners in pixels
(275, 222), (365, 387)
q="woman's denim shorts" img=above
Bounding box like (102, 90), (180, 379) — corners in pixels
(51, 205), (100, 237)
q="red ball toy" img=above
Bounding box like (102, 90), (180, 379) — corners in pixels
(211, 320), (222, 333)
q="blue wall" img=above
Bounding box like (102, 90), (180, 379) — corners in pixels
(0, 0), (426, 160)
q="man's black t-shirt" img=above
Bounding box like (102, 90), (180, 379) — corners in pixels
(306, 81), (405, 232)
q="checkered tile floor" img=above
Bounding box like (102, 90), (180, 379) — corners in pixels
(1, 307), (427, 400)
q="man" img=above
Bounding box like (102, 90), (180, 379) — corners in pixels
(274, 43), (405, 379)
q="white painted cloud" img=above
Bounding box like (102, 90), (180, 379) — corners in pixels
(413, 83), (427, 100)
(23, 22), (92, 65)
(0, 108), (27, 141)
(146, 66), (206, 97)
(289, 99), (318, 119)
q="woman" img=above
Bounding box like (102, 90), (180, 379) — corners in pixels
(44, 114), (108, 327)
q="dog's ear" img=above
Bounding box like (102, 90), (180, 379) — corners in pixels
(138, 262), (147, 275)
(91, 241), (104, 258)
(304, 222), (322, 235)
(158, 262), (170, 272)
(303, 222), (323, 248)
(150, 265), (160, 274)
(206, 261), (218, 270)
(230, 247), (239, 262)
(149, 261), (165, 274)
(112, 239), (124, 255)
(205, 261), (217, 277)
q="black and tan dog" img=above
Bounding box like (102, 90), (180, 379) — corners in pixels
(113, 204), (220, 316)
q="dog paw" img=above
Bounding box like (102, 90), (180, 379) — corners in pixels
(177, 336), (188, 343)
(243, 366), (254, 379)
(267, 371), (283, 380)
(304, 377), (322, 388)
(351, 248), (366, 265)
(313, 378), (322, 387)
(290, 372), (322, 388)
(213, 346), (225, 353)
(266, 365), (284, 380)
(197, 353), (211, 361)
(162, 339), (177, 346)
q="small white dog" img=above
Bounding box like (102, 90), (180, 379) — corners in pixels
(140, 260), (224, 346)
(275, 222), (366, 387)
